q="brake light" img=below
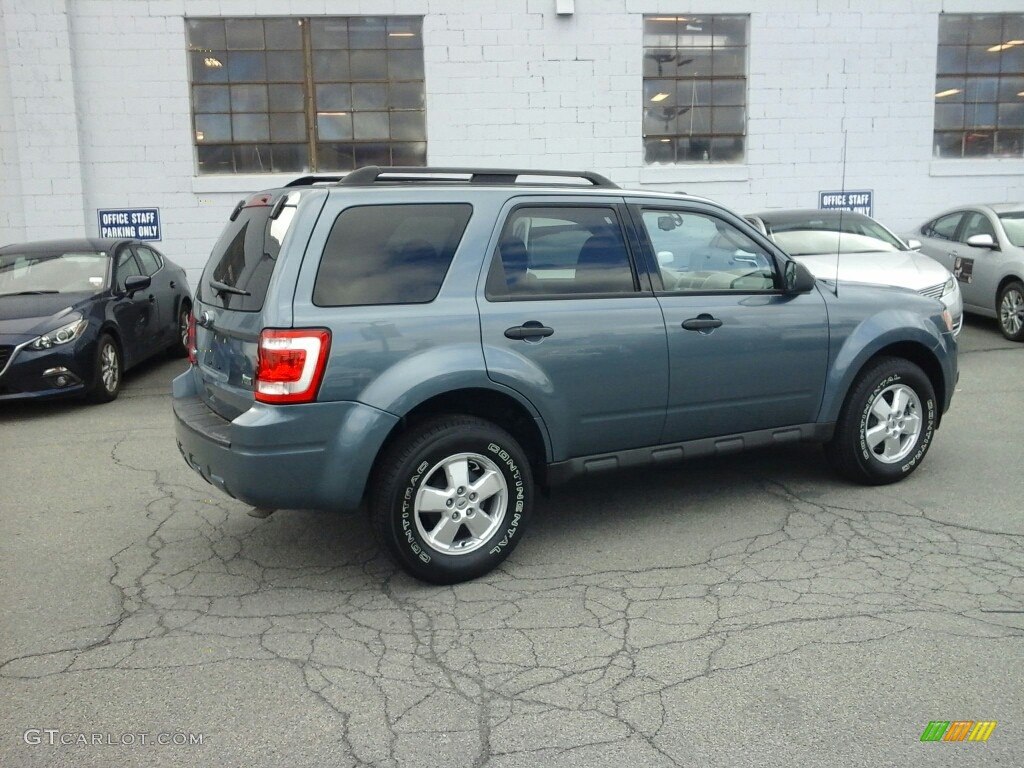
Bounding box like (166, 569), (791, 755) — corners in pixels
(255, 329), (331, 404)
(187, 311), (197, 364)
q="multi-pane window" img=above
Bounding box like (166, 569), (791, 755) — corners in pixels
(935, 14), (1024, 158)
(642, 15), (747, 165)
(186, 17), (426, 175)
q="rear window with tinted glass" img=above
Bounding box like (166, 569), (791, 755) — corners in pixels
(313, 204), (472, 306)
(199, 198), (296, 311)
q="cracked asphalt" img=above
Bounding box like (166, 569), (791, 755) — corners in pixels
(1, 318), (1021, 767)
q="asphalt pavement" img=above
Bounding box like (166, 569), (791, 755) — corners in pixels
(1, 316), (1021, 767)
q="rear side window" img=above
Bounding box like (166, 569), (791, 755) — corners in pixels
(922, 212), (963, 241)
(199, 202), (284, 311)
(313, 204), (472, 306)
(135, 246), (162, 276)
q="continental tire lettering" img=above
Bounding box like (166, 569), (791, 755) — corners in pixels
(901, 398), (936, 473)
(489, 512), (522, 554)
(398, 462), (432, 563)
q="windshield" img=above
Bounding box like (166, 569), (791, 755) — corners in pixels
(998, 213), (1024, 247)
(771, 230), (903, 256)
(0, 251), (109, 295)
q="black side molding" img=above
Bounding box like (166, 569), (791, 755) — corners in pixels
(545, 423), (835, 485)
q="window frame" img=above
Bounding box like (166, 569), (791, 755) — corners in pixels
(186, 15), (427, 175)
(642, 14), (749, 166)
(629, 204), (782, 295)
(934, 13), (1024, 159)
(484, 203), (650, 302)
(311, 202), (472, 308)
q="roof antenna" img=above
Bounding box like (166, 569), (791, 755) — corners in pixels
(833, 129), (850, 298)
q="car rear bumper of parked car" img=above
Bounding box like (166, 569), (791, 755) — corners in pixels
(172, 369), (400, 513)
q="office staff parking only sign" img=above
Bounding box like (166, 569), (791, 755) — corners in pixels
(818, 190), (873, 217)
(97, 208), (161, 241)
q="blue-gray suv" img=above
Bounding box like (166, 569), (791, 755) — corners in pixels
(173, 167), (958, 584)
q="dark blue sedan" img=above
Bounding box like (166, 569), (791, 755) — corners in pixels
(0, 238), (192, 402)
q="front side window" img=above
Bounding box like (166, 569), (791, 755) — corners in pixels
(486, 207), (637, 300)
(187, 16), (426, 174)
(313, 204), (472, 306)
(116, 249), (143, 291)
(642, 15), (747, 165)
(935, 14), (1024, 158)
(640, 210), (775, 292)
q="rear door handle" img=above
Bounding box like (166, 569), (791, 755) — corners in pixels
(681, 315), (723, 332)
(505, 322), (554, 340)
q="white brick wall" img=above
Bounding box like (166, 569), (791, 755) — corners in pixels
(0, 0), (1022, 286)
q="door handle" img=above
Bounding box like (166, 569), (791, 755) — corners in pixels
(170, 280), (176, 289)
(505, 322), (554, 340)
(681, 315), (723, 332)
(148, 294), (156, 304)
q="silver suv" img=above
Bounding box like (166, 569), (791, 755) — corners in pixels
(173, 167), (958, 584)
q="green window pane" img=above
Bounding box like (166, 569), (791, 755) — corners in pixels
(317, 113), (353, 141)
(266, 52), (304, 82)
(269, 83), (304, 112)
(390, 111), (425, 141)
(187, 19), (225, 51)
(270, 113), (306, 141)
(225, 19), (265, 50)
(232, 113), (270, 141)
(193, 85), (229, 112)
(230, 84), (268, 112)
(316, 83), (352, 111)
(195, 114), (231, 142)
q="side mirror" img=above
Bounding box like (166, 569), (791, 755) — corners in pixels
(783, 259), (815, 294)
(965, 233), (997, 249)
(123, 274), (151, 296)
(906, 238), (922, 250)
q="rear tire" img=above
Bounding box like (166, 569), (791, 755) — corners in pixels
(169, 302), (191, 358)
(87, 334), (122, 403)
(371, 415), (534, 584)
(824, 357), (936, 485)
(997, 280), (1024, 342)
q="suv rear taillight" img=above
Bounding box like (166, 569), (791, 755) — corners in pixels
(187, 311), (197, 364)
(255, 329), (331, 404)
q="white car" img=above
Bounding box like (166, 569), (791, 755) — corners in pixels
(910, 203), (1024, 342)
(747, 209), (963, 335)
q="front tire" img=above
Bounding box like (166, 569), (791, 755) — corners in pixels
(87, 334), (122, 403)
(371, 415), (534, 584)
(997, 280), (1024, 342)
(824, 357), (936, 485)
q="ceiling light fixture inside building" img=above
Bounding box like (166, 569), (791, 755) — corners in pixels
(204, 57), (223, 68)
(934, 89), (962, 98)
(651, 92), (670, 102)
(987, 40), (1024, 52)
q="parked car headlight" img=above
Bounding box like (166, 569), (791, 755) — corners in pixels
(941, 276), (957, 298)
(30, 317), (88, 350)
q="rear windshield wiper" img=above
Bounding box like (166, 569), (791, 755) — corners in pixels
(208, 279), (251, 298)
(0, 290), (59, 297)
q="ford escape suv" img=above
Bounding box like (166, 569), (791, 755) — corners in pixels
(173, 167), (958, 584)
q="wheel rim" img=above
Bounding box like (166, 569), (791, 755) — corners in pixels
(179, 309), (189, 348)
(100, 343), (119, 392)
(413, 452), (508, 556)
(1000, 288), (1024, 336)
(863, 383), (922, 464)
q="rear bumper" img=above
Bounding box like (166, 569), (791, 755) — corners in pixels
(172, 368), (399, 512)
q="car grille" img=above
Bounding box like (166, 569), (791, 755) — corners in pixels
(0, 345), (13, 371)
(918, 283), (945, 300)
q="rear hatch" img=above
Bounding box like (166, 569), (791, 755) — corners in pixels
(192, 189), (305, 420)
